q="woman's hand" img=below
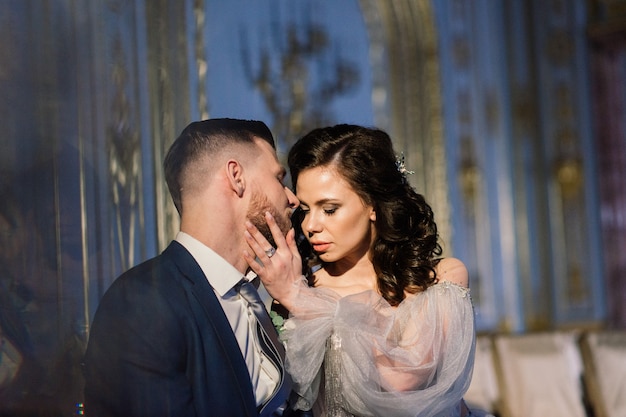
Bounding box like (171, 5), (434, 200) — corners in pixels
(243, 211), (304, 311)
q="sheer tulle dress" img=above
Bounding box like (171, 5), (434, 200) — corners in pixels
(280, 274), (477, 417)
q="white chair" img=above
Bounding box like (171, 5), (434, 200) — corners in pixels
(492, 331), (587, 417)
(464, 335), (500, 416)
(580, 330), (626, 417)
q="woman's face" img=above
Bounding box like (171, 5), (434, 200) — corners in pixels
(296, 165), (376, 264)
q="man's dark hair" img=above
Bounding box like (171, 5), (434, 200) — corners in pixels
(164, 118), (275, 215)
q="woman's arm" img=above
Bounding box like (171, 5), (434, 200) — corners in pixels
(374, 258), (470, 391)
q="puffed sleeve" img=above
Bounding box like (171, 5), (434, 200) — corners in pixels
(280, 275), (476, 417)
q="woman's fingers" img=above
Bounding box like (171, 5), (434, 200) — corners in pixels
(243, 221), (269, 261)
(263, 211), (289, 252)
(285, 228), (302, 272)
(243, 212), (304, 306)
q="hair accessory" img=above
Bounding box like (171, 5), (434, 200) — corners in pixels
(395, 153), (415, 179)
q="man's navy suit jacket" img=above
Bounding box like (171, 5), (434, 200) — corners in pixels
(83, 241), (272, 417)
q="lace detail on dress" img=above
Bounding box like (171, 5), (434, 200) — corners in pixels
(435, 280), (470, 298)
(325, 332), (356, 416)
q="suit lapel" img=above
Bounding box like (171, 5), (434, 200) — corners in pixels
(164, 242), (258, 416)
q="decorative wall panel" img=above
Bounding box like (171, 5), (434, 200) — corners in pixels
(360, 0), (452, 253)
(434, 0), (605, 331)
(435, 0), (522, 331)
(145, 0), (191, 251)
(588, 0), (626, 328)
(0, 0), (180, 413)
(531, 0), (604, 326)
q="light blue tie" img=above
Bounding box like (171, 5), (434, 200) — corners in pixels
(237, 278), (291, 416)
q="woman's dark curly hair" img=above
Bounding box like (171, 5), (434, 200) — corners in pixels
(288, 124), (442, 306)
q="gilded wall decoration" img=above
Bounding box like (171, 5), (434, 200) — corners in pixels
(240, 19), (360, 151)
(523, 0), (602, 325)
(107, 35), (142, 272)
(432, 0), (605, 331)
(360, 0), (451, 253)
(543, 16), (599, 317)
(194, 0), (209, 121)
(436, 1), (509, 330)
(145, 0), (190, 251)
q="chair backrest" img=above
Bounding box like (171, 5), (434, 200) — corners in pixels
(580, 330), (626, 417)
(493, 331), (587, 417)
(464, 334), (500, 415)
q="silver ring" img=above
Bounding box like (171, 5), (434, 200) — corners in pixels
(265, 247), (276, 258)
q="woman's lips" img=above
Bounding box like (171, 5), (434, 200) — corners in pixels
(311, 242), (331, 252)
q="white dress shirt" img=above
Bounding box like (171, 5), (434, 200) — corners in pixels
(175, 231), (280, 406)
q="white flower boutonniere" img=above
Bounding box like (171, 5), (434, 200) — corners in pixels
(269, 311), (285, 335)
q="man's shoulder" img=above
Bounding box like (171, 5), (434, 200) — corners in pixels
(100, 242), (191, 301)
(121, 241), (189, 277)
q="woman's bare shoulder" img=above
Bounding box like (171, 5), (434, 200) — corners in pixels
(435, 257), (469, 288)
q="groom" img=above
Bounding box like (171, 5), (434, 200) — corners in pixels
(83, 119), (300, 416)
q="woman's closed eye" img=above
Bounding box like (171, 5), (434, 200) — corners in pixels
(298, 202), (339, 216)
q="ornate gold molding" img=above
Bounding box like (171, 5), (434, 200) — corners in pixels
(194, 0), (208, 120)
(145, 0), (189, 251)
(360, 0), (451, 253)
(106, 25), (141, 273)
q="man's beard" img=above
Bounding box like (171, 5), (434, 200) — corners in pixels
(247, 190), (291, 247)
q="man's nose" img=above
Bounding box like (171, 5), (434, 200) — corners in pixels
(285, 187), (300, 208)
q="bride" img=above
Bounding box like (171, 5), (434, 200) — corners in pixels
(244, 124), (483, 417)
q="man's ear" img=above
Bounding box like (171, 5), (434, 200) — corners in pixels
(226, 159), (245, 197)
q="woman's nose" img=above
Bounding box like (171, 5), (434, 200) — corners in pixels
(303, 212), (321, 234)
